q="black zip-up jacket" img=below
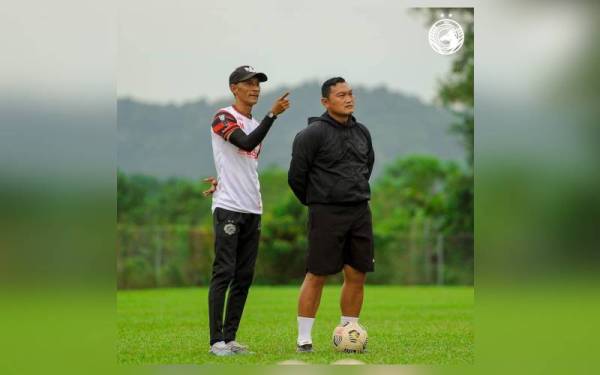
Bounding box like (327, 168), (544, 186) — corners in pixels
(288, 112), (375, 205)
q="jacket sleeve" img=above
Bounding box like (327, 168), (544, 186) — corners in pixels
(288, 129), (318, 205)
(362, 125), (375, 180)
(367, 131), (375, 180)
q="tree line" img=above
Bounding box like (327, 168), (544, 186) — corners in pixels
(117, 154), (472, 288)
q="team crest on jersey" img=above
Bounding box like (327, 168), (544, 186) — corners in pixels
(223, 223), (237, 235)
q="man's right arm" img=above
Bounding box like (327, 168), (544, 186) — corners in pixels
(227, 115), (276, 151)
(288, 129), (317, 205)
(211, 110), (275, 151)
(211, 92), (290, 151)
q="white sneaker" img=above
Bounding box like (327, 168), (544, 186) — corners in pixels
(226, 340), (251, 354)
(209, 341), (234, 356)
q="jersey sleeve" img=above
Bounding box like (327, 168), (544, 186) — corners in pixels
(211, 110), (240, 140)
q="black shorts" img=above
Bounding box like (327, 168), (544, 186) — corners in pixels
(306, 202), (374, 275)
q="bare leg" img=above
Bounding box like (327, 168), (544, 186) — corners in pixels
(298, 272), (327, 317)
(340, 265), (367, 317)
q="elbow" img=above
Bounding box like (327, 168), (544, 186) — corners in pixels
(287, 178), (302, 199)
(228, 134), (256, 151)
(287, 168), (297, 186)
(237, 141), (255, 152)
(288, 178), (298, 193)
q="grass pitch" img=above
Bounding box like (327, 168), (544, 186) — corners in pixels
(117, 285), (473, 364)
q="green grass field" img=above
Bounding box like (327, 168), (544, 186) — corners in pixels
(117, 285), (473, 365)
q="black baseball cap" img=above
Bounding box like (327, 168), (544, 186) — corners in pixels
(229, 65), (268, 85)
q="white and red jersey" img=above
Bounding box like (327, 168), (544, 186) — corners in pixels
(210, 105), (263, 214)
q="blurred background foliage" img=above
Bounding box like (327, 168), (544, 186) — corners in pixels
(117, 154), (473, 288)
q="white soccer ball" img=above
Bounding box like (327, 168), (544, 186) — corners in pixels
(332, 321), (368, 353)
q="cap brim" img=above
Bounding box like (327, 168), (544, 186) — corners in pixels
(238, 72), (268, 83)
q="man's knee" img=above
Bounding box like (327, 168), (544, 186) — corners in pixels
(343, 265), (366, 286)
(212, 263), (236, 284)
(304, 272), (327, 288)
(234, 268), (254, 286)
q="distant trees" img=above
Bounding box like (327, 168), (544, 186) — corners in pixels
(117, 155), (473, 287)
(372, 155), (472, 236)
(370, 155), (472, 284)
(117, 170), (211, 226)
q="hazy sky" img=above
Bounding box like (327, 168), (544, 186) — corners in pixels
(118, 0), (453, 104)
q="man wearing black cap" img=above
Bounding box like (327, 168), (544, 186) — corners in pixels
(206, 65), (290, 356)
(288, 77), (375, 353)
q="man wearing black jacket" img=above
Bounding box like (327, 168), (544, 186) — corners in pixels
(288, 77), (375, 352)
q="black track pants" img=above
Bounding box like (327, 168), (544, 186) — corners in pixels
(208, 207), (260, 345)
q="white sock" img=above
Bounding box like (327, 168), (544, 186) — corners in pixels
(341, 316), (359, 325)
(297, 316), (315, 345)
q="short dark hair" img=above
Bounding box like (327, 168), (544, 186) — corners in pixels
(321, 77), (346, 98)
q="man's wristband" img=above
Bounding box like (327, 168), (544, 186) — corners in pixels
(267, 111), (277, 120)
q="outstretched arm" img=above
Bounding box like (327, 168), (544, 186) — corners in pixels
(211, 92), (290, 151)
(227, 115), (275, 151)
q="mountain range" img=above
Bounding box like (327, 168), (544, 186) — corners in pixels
(117, 81), (464, 179)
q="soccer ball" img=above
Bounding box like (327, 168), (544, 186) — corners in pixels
(332, 321), (368, 353)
